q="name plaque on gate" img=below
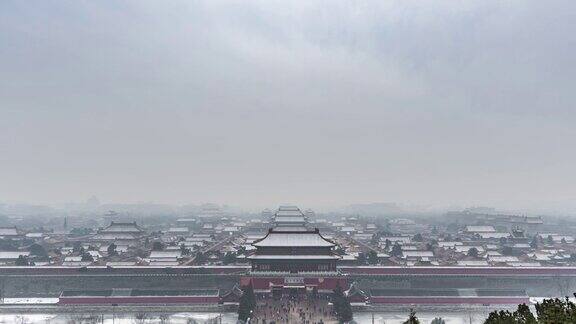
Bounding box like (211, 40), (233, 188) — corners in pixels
(284, 277), (304, 284)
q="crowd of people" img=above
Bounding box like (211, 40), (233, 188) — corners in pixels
(251, 292), (337, 324)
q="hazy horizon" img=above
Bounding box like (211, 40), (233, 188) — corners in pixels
(2, 1), (576, 212)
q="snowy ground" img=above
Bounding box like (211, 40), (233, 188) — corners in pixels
(0, 310), (497, 324)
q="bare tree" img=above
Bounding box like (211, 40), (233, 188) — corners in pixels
(133, 312), (151, 324)
(15, 315), (27, 324)
(159, 314), (170, 324)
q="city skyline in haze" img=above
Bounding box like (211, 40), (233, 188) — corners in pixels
(1, 1), (575, 213)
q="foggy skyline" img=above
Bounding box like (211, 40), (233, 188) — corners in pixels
(1, 1), (575, 211)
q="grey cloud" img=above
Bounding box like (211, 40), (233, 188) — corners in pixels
(0, 1), (575, 212)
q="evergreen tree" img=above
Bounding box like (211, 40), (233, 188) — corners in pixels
(223, 252), (237, 265)
(431, 318), (445, 324)
(535, 298), (576, 323)
(332, 284), (353, 323)
(29, 243), (48, 260)
(81, 252), (94, 262)
(485, 299), (571, 323)
(467, 247), (479, 258)
(339, 297), (353, 322)
(152, 241), (164, 251)
(384, 239), (392, 251)
(403, 309), (420, 324)
(484, 310), (516, 324)
(529, 236), (538, 249)
(515, 304), (537, 324)
(72, 241), (82, 253)
(107, 243), (118, 256)
(15, 255), (29, 266)
(332, 284), (344, 316)
(194, 251), (206, 264)
(368, 250), (379, 265)
(180, 243), (191, 256)
(391, 242), (403, 257)
(237, 283), (256, 322)
(356, 252), (367, 265)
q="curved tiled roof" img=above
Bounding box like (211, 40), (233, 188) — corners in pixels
(252, 228), (335, 248)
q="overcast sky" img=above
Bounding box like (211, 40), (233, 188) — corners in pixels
(1, 1), (575, 211)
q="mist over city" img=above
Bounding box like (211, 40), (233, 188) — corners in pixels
(1, 1), (576, 323)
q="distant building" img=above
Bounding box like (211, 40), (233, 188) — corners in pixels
(0, 251), (30, 264)
(176, 218), (198, 228)
(273, 206), (308, 228)
(90, 221), (145, 245)
(465, 225), (496, 233)
(167, 227), (189, 235)
(389, 219), (417, 233)
(0, 226), (20, 239)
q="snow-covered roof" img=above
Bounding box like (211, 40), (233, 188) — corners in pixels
(252, 229), (335, 248)
(64, 256), (82, 262)
(389, 218), (415, 225)
(149, 251), (182, 259)
(455, 246), (485, 253)
(509, 262), (541, 267)
(273, 226), (309, 232)
(148, 260), (180, 266)
(381, 236), (411, 244)
(247, 255), (339, 260)
(465, 225), (496, 233)
(87, 251), (101, 259)
(438, 241), (463, 248)
(402, 251), (434, 258)
(341, 254), (356, 261)
(479, 232), (510, 239)
(106, 261), (137, 266)
(92, 233), (137, 240)
(275, 210), (305, 217)
(25, 233), (44, 238)
(0, 227), (19, 236)
(274, 216), (306, 223)
(278, 205), (301, 211)
(489, 256), (520, 263)
(457, 260), (489, 266)
(100, 222), (143, 234)
(0, 251), (29, 260)
(168, 227), (189, 233)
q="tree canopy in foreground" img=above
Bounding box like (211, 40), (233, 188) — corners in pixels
(485, 298), (576, 324)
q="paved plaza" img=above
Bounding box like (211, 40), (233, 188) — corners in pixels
(251, 294), (338, 324)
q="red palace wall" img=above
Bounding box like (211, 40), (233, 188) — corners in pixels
(340, 266), (576, 276)
(58, 296), (220, 305)
(370, 296), (531, 305)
